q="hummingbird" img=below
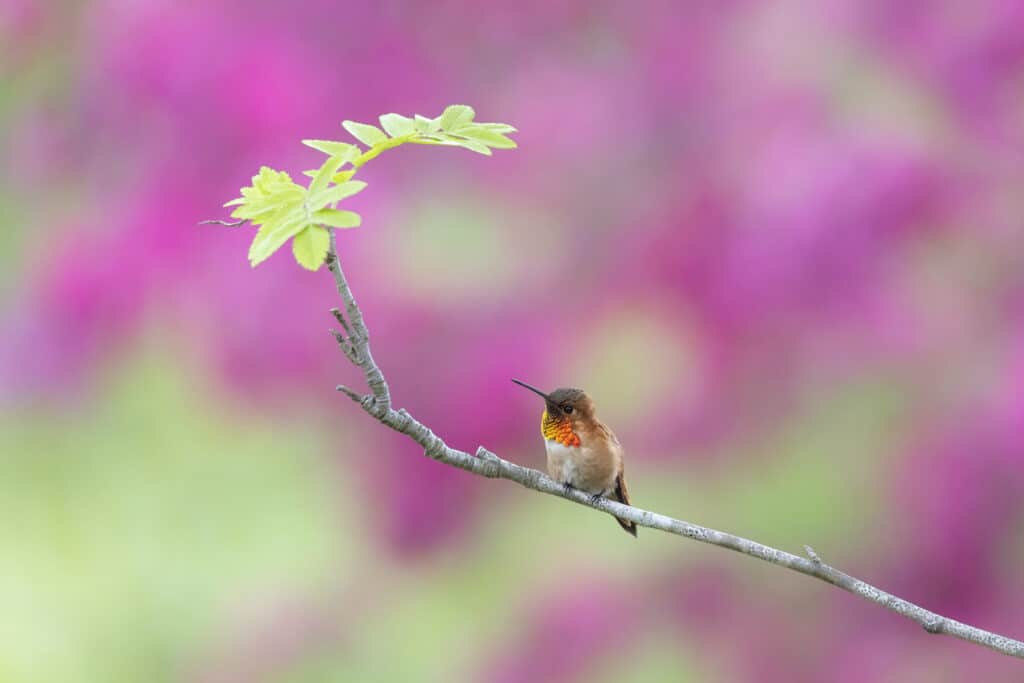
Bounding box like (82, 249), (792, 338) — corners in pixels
(512, 379), (637, 537)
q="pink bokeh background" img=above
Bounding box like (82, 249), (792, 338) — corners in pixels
(3, 1), (1024, 681)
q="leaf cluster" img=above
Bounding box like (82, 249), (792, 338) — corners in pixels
(220, 105), (516, 270)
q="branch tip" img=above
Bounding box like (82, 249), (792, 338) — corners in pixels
(474, 447), (502, 477)
(475, 447), (498, 461)
(198, 218), (247, 227)
(336, 384), (365, 402)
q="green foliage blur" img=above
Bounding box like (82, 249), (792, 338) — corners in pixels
(1, 333), (903, 680)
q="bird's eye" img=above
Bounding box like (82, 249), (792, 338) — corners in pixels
(562, 405), (574, 414)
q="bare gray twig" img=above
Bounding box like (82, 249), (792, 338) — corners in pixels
(197, 218), (248, 227)
(327, 233), (389, 412)
(323, 235), (1024, 660)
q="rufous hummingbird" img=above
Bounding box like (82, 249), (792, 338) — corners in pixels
(512, 379), (637, 537)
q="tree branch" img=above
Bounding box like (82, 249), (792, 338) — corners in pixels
(323, 233), (1024, 660)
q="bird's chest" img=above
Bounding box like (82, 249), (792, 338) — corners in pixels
(544, 439), (618, 495)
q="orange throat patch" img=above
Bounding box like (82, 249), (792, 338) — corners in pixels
(541, 410), (580, 448)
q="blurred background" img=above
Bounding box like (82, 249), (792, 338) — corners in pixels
(3, 1), (1024, 681)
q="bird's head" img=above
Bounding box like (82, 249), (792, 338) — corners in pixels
(511, 379), (596, 446)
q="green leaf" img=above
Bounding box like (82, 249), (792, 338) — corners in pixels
(302, 139), (357, 157)
(453, 139), (492, 155)
(228, 187), (303, 221)
(303, 166), (355, 181)
(226, 166), (306, 225)
(449, 125), (517, 149)
(245, 167), (301, 197)
(475, 122), (518, 134)
(414, 114), (440, 133)
(342, 120), (388, 147)
(331, 170), (356, 184)
(231, 201), (292, 223)
(247, 211), (311, 267)
(439, 104), (475, 131)
(308, 180), (367, 211)
(404, 115), (518, 154)
(228, 166), (299, 201)
(308, 155), (346, 195)
(418, 134), (493, 155)
(313, 209), (361, 228)
(379, 113), (416, 138)
(291, 225), (331, 270)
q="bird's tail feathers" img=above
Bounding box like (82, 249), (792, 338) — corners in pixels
(613, 471), (637, 538)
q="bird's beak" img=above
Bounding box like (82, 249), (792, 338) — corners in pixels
(511, 378), (549, 400)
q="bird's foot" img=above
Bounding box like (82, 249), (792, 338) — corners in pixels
(563, 482), (575, 495)
(589, 492), (605, 505)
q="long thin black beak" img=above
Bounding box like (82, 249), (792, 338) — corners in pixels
(511, 378), (549, 400)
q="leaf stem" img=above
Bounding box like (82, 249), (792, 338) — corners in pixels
(351, 135), (415, 170)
